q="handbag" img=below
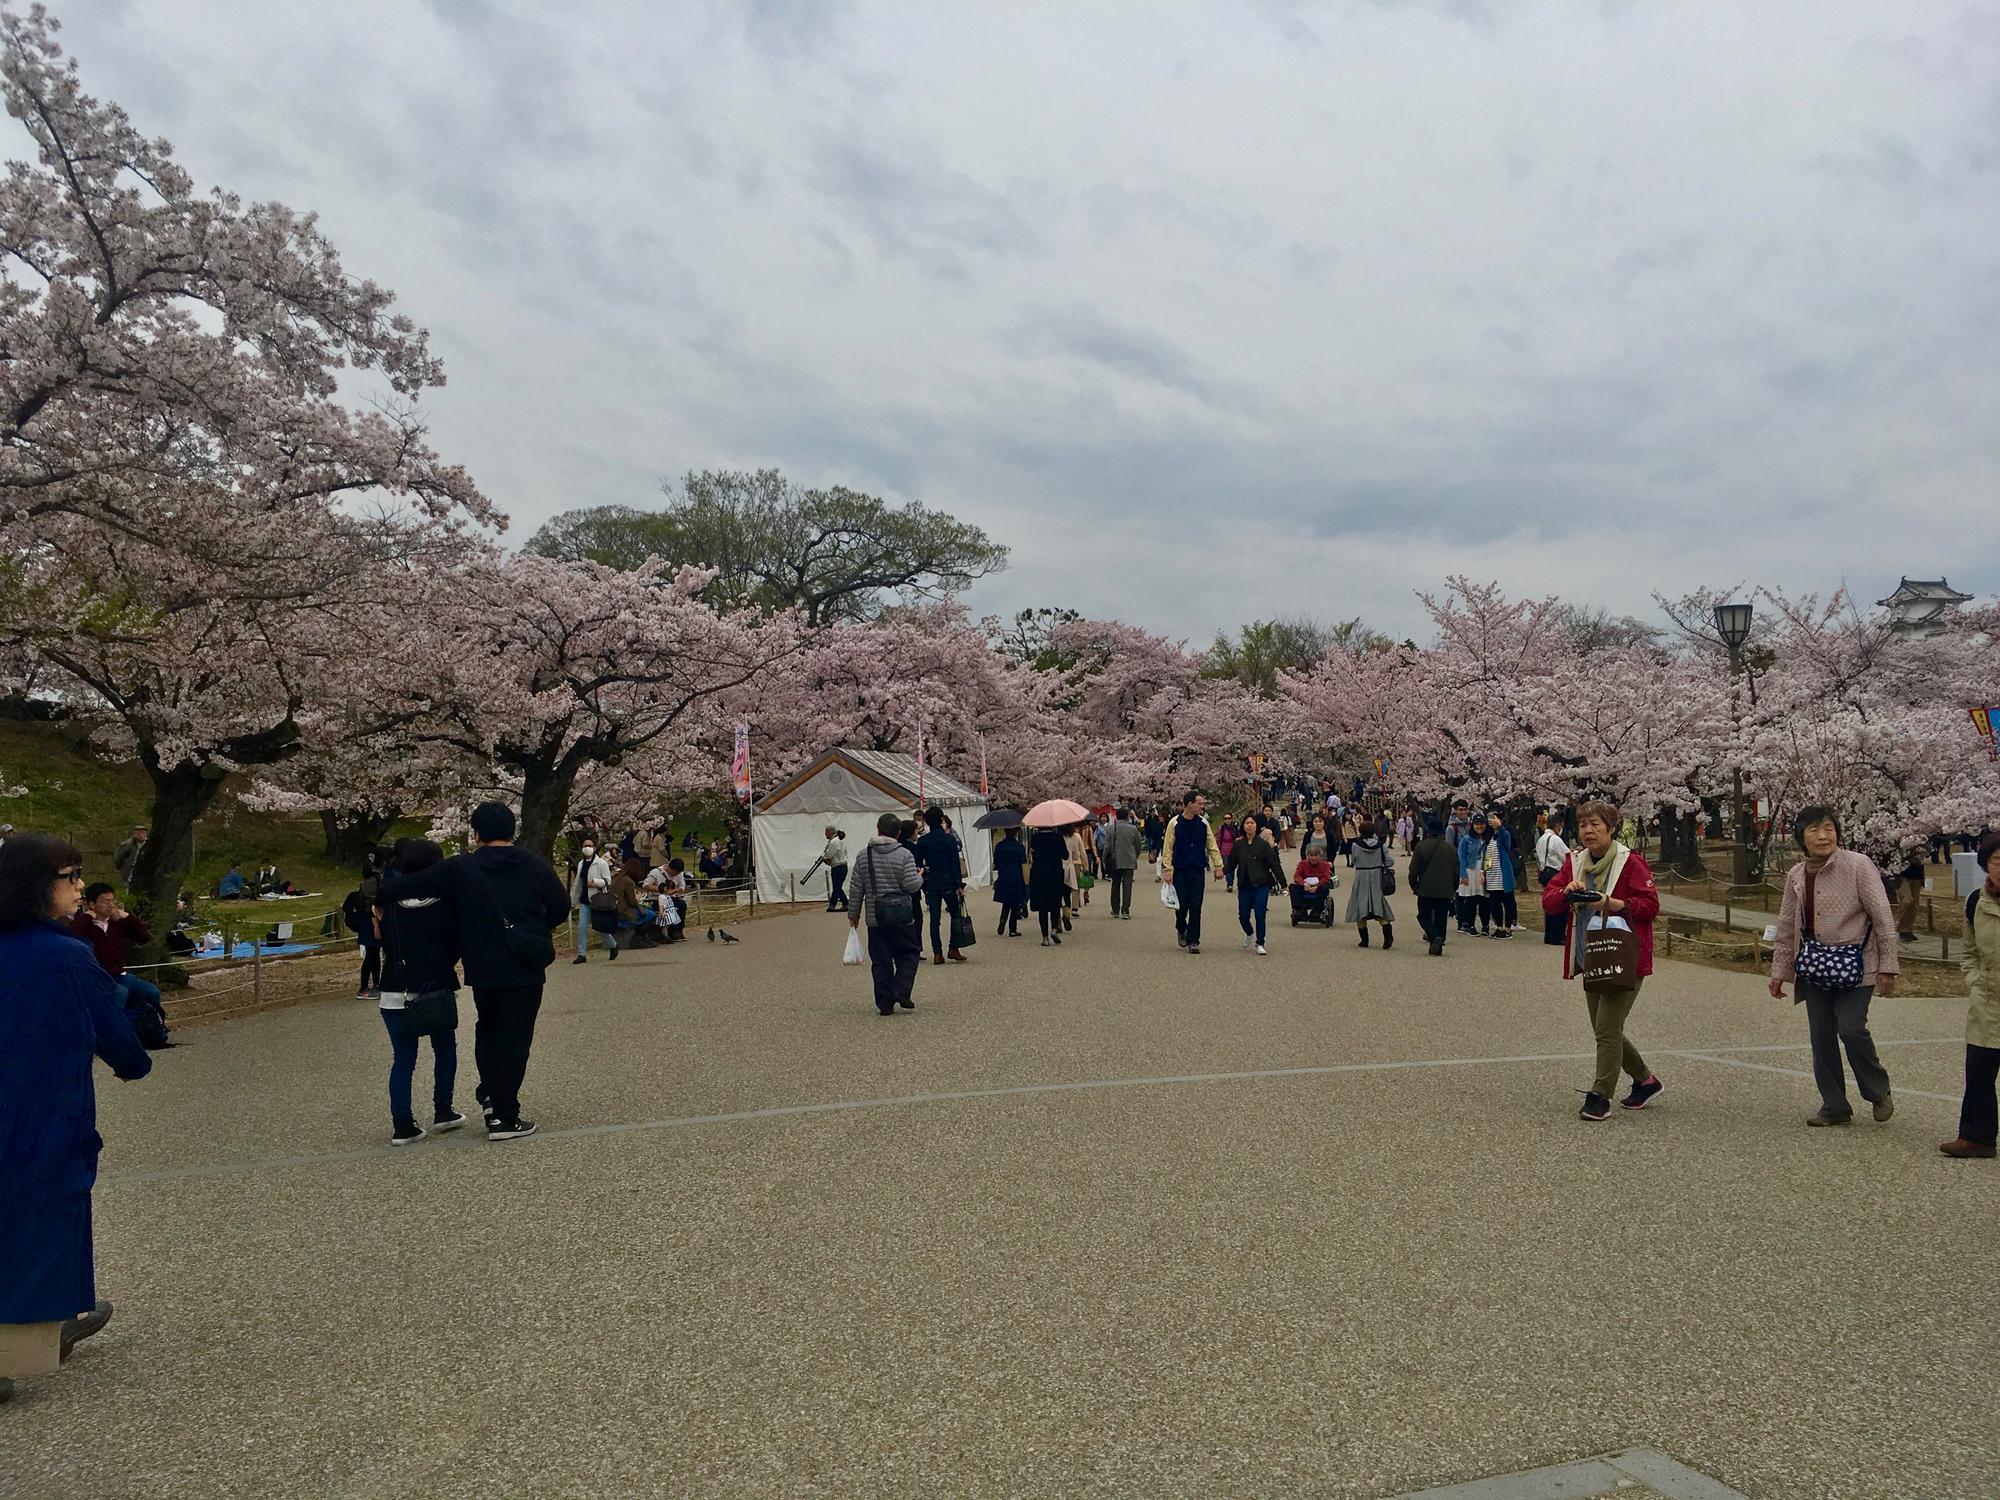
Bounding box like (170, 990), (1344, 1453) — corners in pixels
(1379, 855), (1397, 897)
(863, 846), (916, 927)
(949, 911), (978, 949)
(1077, 872), (1096, 891)
(403, 988), (458, 1034)
(587, 889), (617, 915)
(1795, 865), (1871, 990)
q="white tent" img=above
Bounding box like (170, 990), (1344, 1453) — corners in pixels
(751, 747), (993, 905)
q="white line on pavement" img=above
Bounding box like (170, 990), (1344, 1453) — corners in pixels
(1669, 1050), (1960, 1103)
(102, 1037), (1967, 1185)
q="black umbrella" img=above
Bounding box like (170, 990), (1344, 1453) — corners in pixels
(973, 807), (1025, 830)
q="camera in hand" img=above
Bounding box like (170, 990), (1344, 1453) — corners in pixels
(1565, 888), (1605, 904)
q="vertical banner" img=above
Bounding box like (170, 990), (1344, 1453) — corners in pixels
(731, 722), (751, 804)
(1973, 706), (1999, 759)
(916, 715), (927, 808)
(979, 737), (988, 799)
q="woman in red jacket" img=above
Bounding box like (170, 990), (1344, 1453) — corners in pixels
(1542, 801), (1662, 1122)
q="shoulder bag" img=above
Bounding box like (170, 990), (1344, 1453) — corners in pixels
(468, 856), (557, 971)
(1795, 861), (1871, 990)
(403, 988), (459, 1034)
(864, 845), (917, 927)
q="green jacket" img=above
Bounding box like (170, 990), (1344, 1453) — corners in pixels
(1408, 836), (1459, 900)
(1965, 888), (2000, 1050)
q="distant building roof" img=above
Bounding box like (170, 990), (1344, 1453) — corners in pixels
(1878, 577), (1973, 607)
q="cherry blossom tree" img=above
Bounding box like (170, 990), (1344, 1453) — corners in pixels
(0, 8), (492, 939)
(395, 555), (803, 862)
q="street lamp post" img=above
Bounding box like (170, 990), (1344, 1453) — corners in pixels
(1713, 601), (1755, 887)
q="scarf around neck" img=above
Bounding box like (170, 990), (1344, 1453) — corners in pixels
(1578, 839), (1626, 891)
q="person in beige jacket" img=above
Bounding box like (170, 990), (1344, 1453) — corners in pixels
(1942, 830), (2000, 1159)
(1768, 807), (1899, 1128)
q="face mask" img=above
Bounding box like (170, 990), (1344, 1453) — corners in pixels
(582, 847), (595, 857)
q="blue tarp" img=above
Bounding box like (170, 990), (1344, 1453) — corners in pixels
(189, 941), (318, 961)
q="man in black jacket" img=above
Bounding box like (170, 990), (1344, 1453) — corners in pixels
(913, 807), (968, 964)
(378, 802), (570, 1141)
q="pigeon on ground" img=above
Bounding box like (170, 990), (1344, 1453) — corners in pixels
(706, 927), (715, 943)
(718, 929), (739, 944)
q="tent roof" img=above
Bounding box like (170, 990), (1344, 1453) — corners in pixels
(755, 746), (983, 813)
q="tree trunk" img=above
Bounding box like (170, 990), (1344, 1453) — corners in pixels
(1657, 804), (1707, 877)
(516, 758), (581, 865)
(128, 761), (229, 971)
(319, 807), (400, 865)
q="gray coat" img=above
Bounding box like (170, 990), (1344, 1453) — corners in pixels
(1103, 819), (1142, 871)
(1345, 837), (1395, 923)
(850, 838), (922, 928)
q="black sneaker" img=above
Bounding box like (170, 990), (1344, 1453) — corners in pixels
(896, 996), (915, 1010)
(571, 955), (587, 965)
(1578, 1092), (1611, 1122)
(486, 1118), (538, 1141)
(607, 945), (620, 961)
(1620, 1076), (1664, 1111)
(390, 1123), (426, 1146)
(432, 1111), (468, 1132)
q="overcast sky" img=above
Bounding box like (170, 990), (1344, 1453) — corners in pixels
(58, 0), (2000, 642)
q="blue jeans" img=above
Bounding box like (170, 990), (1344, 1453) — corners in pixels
(381, 1005), (457, 1130)
(925, 889), (962, 956)
(575, 904), (593, 957)
(1236, 883), (1269, 944)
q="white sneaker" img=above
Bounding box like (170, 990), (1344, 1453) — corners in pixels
(1242, 936), (1252, 949)
(1256, 944), (1267, 955)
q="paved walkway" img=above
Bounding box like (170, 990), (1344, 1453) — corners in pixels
(6, 900), (1992, 1498)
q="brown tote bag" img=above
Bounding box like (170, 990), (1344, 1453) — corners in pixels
(1575, 848), (1640, 993)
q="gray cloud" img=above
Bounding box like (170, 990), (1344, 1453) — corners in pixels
(43, 0), (2000, 641)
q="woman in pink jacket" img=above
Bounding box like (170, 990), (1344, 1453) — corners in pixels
(1768, 806), (1899, 1128)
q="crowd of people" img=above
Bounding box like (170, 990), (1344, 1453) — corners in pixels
(3, 783), (1995, 1405)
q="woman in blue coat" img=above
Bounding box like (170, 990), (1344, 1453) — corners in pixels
(1487, 811), (1519, 935)
(990, 827), (1028, 938)
(0, 834), (151, 1396)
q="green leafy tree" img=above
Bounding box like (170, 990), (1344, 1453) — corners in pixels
(526, 469), (1007, 626)
(1205, 615), (1390, 694)
(989, 606), (1083, 671)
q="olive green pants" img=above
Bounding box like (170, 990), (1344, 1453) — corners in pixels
(1585, 984), (1648, 1100)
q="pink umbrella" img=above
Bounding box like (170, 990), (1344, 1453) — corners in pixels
(1022, 798), (1090, 828)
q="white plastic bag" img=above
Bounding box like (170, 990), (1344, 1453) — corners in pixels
(842, 925), (865, 965)
(1160, 881), (1180, 911)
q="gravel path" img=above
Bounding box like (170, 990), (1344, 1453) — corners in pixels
(5, 900), (1991, 1499)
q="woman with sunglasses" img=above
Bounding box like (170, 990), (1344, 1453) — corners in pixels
(0, 834), (152, 1401)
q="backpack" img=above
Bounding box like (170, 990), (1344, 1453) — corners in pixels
(341, 889), (372, 935)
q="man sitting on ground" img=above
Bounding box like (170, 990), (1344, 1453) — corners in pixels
(71, 883), (173, 1049)
(215, 864), (249, 900)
